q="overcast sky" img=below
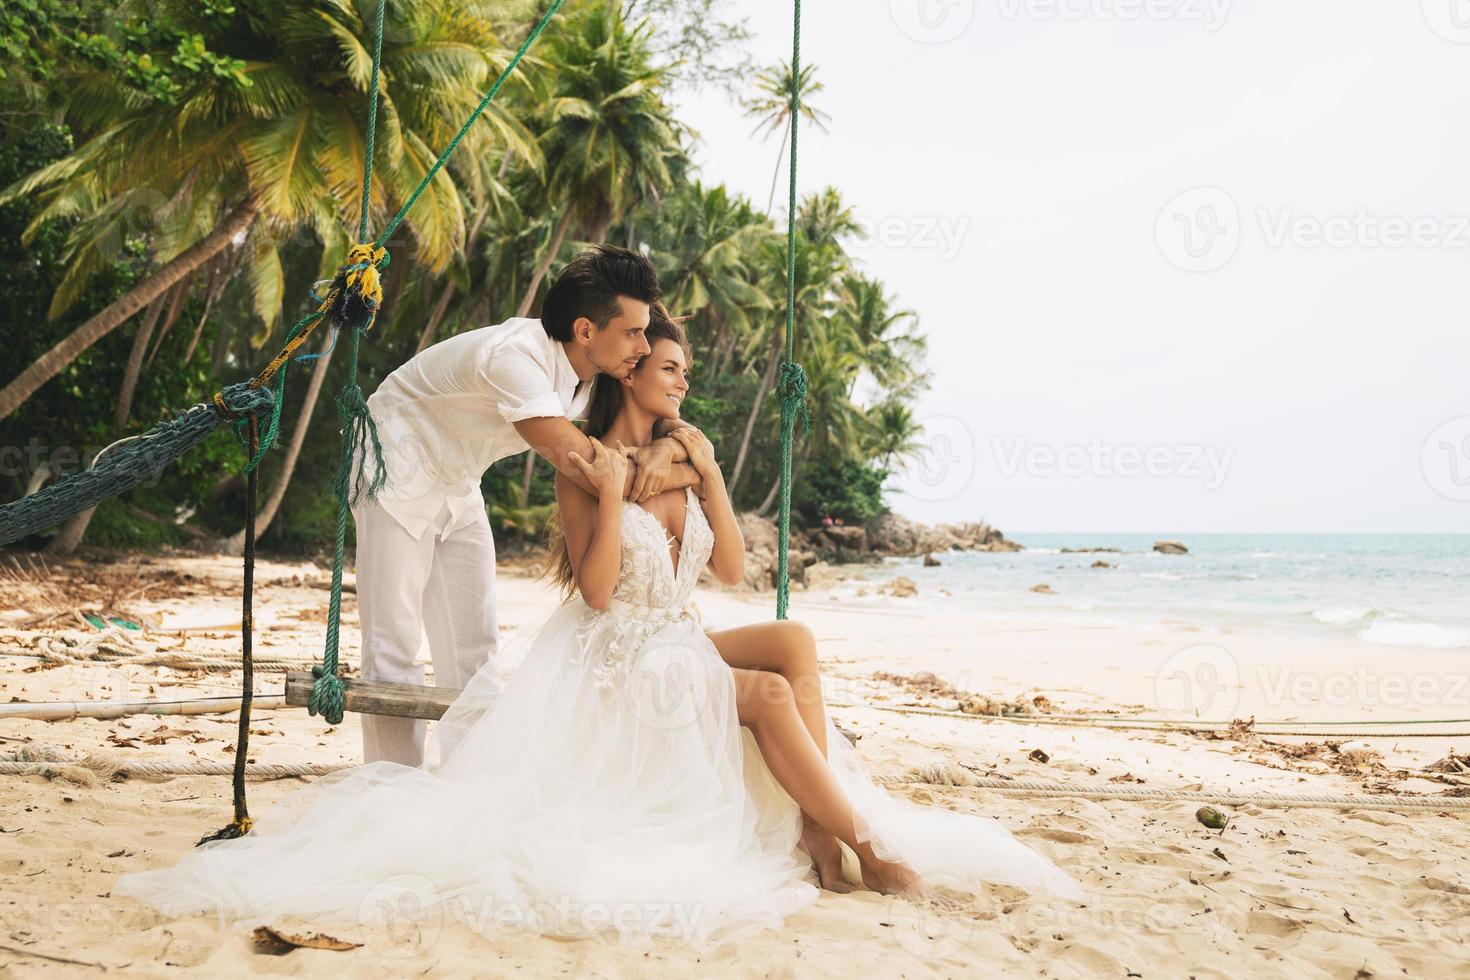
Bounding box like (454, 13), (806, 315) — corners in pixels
(671, 1), (1470, 534)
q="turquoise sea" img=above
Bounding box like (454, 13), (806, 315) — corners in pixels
(837, 533), (1470, 651)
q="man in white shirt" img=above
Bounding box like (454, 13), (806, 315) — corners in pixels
(351, 244), (702, 766)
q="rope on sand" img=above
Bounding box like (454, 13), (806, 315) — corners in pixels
(1, 627), (354, 673)
(0, 742), (349, 785)
(0, 693), (285, 721)
(882, 765), (1470, 812)
(828, 700), (1470, 739)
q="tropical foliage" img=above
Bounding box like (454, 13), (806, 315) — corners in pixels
(0, 0), (929, 555)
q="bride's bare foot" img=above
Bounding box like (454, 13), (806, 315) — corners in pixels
(800, 817), (852, 893)
(858, 849), (922, 897)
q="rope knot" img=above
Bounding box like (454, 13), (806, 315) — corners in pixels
(308, 665), (346, 726)
(327, 243), (389, 332)
(775, 360), (811, 437)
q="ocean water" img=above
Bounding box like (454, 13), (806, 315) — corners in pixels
(832, 533), (1470, 651)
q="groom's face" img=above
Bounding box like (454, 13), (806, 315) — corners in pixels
(581, 296), (653, 379)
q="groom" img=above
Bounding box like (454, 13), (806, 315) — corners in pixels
(351, 244), (703, 766)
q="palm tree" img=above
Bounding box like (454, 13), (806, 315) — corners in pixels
(514, 5), (683, 317)
(741, 60), (831, 216)
(726, 231), (842, 498)
(646, 181), (773, 373)
(0, 0), (537, 423)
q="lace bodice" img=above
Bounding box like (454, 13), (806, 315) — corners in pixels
(611, 485), (713, 610)
(577, 486), (715, 688)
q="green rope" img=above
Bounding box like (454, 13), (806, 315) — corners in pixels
(357, 0), (386, 243)
(775, 0), (806, 621)
(307, 1), (561, 722)
(374, 0), (565, 247)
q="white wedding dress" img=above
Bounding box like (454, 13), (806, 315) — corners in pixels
(116, 486), (1081, 949)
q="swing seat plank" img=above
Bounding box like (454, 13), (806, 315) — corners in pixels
(284, 671), (459, 721)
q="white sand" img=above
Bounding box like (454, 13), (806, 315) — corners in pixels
(2, 553), (1467, 976)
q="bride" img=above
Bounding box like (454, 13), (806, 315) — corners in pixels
(115, 313), (1081, 950)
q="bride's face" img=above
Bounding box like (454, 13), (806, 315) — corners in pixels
(620, 337), (690, 421)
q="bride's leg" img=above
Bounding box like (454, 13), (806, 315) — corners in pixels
(707, 621), (828, 756)
(731, 667), (919, 896)
(709, 622), (843, 886)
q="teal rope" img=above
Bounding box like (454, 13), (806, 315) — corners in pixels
(307, 0), (562, 721)
(775, 0), (806, 621)
(310, 327), (386, 724)
(357, 0), (386, 243)
(374, 0), (565, 247)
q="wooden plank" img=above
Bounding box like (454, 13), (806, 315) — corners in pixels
(284, 671), (461, 721)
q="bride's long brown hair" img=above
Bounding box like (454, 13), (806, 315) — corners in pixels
(542, 307), (692, 598)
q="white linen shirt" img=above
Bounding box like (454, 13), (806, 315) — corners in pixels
(356, 317), (593, 540)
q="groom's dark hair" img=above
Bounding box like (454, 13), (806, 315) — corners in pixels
(540, 244), (661, 341)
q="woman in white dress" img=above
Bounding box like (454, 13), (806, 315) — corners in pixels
(115, 314), (1081, 950)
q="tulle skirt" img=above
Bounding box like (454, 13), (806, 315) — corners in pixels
(115, 598), (1081, 951)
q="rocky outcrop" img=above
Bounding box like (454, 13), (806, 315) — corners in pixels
(864, 512), (1020, 559)
(1153, 540), (1189, 555)
(716, 510), (1022, 594)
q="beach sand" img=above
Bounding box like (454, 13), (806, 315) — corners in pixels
(2, 552), (1468, 977)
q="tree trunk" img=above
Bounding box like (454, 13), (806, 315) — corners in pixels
(145, 275), (192, 366)
(516, 207), (577, 318)
(520, 451), (537, 506)
(182, 259), (224, 363)
(766, 117), (791, 216)
(414, 202), (492, 354)
(46, 291), (168, 554)
(113, 292), (165, 432)
(756, 470), (782, 517)
(728, 327), (783, 496)
(757, 440), (811, 518)
(414, 280), (457, 354)
(0, 197), (258, 422)
(228, 327), (337, 548)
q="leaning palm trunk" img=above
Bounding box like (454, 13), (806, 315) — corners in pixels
(228, 329), (337, 548)
(728, 328), (783, 497)
(0, 197), (259, 422)
(515, 208), (577, 318)
(45, 292), (168, 554)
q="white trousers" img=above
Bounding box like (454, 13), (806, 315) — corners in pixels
(351, 496), (502, 767)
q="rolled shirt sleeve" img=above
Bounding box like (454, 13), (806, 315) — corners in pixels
(479, 329), (565, 425)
